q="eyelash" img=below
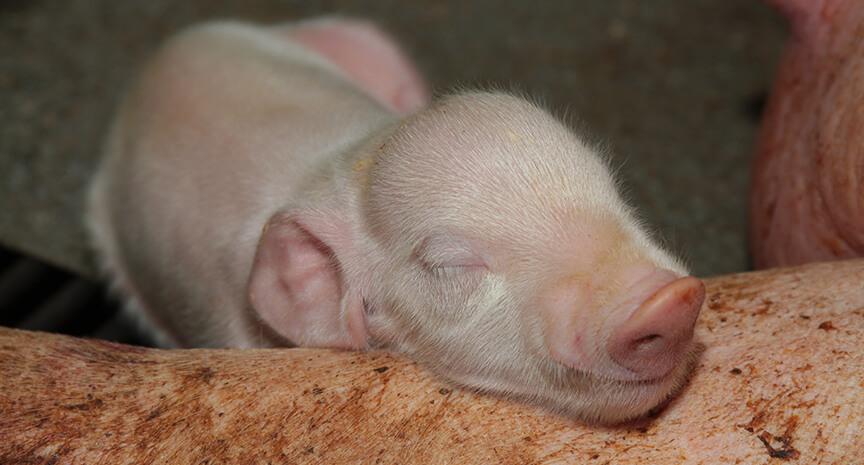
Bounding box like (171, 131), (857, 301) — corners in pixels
(427, 264), (461, 278)
(424, 263), (487, 279)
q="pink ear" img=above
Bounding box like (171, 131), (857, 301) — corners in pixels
(277, 19), (430, 115)
(247, 210), (366, 349)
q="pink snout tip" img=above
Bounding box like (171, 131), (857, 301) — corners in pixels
(607, 276), (706, 380)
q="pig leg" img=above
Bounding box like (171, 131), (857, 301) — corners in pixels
(276, 19), (431, 114)
(750, 0), (864, 268)
(3, 259), (863, 463)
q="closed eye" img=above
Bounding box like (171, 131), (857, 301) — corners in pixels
(413, 232), (488, 275)
(425, 263), (488, 279)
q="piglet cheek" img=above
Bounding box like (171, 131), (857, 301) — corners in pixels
(543, 279), (607, 375)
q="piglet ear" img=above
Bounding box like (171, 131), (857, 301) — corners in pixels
(247, 210), (366, 349)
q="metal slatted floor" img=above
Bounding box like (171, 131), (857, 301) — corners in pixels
(0, 245), (153, 347)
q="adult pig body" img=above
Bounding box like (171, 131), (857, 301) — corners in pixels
(88, 20), (704, 424)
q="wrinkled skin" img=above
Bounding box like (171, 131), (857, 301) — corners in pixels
(2, 260), (863, 463)
(87, 19), (704, 424)
(750, 0), (864, 268)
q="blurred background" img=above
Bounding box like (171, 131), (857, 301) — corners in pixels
(0, 0), (786, 343)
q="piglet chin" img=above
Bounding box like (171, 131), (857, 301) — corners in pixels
(599, 346), (700, 424)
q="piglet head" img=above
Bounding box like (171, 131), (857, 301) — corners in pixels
(248, 92), (704, 424)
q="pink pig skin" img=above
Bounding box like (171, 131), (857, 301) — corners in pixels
(87, 19), (704, 424)
(750, 0), (864, 268)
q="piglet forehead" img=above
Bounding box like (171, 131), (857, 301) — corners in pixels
(364, 92), (625, 248)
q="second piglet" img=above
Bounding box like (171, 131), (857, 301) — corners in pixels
(87, 19), (705, 424)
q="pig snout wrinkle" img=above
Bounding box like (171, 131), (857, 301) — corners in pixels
(606, 277), (705, 380)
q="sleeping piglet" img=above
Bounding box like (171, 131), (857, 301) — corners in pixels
(87, 19), (706, 424)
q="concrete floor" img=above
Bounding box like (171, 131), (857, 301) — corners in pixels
(0, 0), (786, 278)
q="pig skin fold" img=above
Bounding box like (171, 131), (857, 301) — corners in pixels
(1, 258), (862, 463)
(750, 0), (864, 268)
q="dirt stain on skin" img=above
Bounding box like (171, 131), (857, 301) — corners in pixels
(738, 404), (802, 460)
(700, 263), (864, 463)
(757, 431), (800, 459)
(61, 394), (105, 412)
(752, 298), (773, 316)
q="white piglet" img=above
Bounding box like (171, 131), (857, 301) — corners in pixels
(88, 19), (705, 424)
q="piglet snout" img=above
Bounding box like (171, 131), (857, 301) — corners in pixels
(606, 277), (705, 380)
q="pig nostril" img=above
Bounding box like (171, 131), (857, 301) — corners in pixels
(607, 276), (705, 379)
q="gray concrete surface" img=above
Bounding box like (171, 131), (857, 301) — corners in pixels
(0, 0), (786, 278)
